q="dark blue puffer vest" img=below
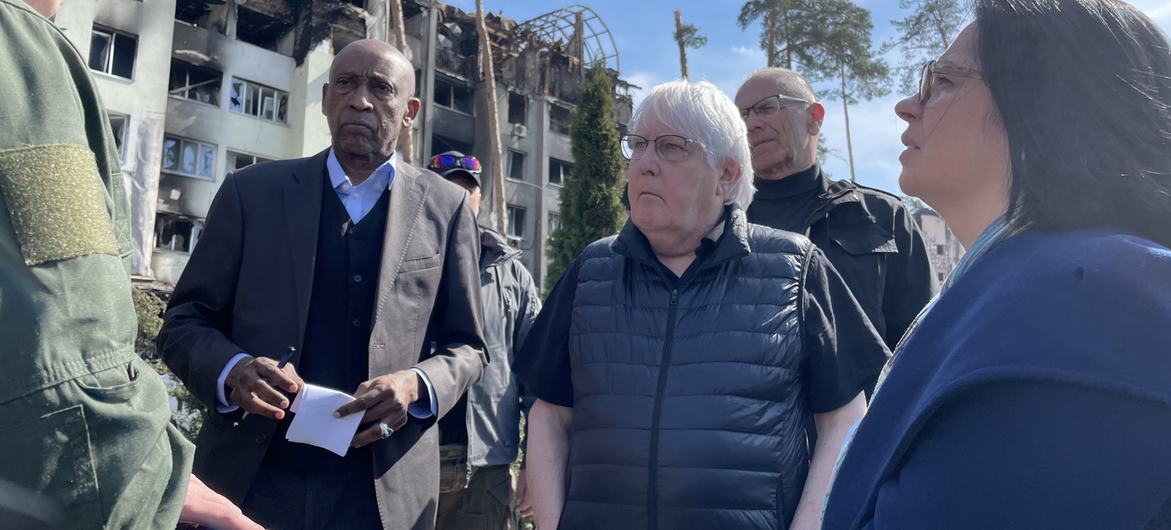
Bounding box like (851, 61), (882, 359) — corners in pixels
(561, 207), (814, 530)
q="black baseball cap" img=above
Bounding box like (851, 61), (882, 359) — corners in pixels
(429, 151), (482, 187)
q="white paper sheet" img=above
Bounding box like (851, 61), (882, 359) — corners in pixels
(285, 383), (364, 457)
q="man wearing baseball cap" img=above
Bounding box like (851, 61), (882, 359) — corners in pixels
(429, 151), (541, 530)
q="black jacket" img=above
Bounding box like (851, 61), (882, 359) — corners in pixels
(748, 166), (936, 349)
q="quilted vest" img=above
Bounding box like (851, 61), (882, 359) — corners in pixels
(562, 207), (814, 530)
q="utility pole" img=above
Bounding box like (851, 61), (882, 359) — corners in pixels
(475, 0), (507, 233)
(388, 0), (414, 163)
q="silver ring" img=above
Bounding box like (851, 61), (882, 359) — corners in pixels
(378, 422), (394, 439)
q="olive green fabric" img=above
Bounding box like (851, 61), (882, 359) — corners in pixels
(0, 1), (193, 527)
(0, 144), (121, 265)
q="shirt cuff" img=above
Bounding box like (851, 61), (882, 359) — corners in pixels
(408, 367), (438, 419)
(215, 353), (253, 414)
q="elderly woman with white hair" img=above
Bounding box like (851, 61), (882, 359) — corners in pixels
(514, 80), (889, 530)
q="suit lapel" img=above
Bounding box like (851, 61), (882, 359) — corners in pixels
(372, 163), (429, 327)
(283, 149), (329, 346)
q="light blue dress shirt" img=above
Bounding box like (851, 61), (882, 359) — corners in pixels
(215, 149), (438, 421)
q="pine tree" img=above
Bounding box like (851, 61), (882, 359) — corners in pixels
(673, 10), (708, 79)
(884, 0), (968, 94)
(738, 0), (889, 181)
(544, 66), (626, 293)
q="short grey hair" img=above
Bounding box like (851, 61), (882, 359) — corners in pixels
(629, 80), (755, 210)
(740, 67), (818, 103)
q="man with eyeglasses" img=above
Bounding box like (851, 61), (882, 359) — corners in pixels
(427, 152), (542, 530)
(735, 68), (936, 367)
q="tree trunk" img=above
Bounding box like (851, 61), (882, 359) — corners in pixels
(674, 10), (688, 78)
(840, 62), (856, 183)
(388, 0), (413, 163)
(766, 10), (778, 67)
(475, 0), (506, 233)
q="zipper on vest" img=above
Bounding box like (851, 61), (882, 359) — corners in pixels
(647, 287), (679, 530)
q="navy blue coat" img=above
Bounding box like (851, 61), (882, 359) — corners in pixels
(824, 229), (1171, 529)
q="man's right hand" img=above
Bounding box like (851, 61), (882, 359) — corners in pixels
(225, 356), (303, 420)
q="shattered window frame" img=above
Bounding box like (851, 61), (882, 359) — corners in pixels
(548, 212), (561, 235)
(162, 134), (217, 181)
(155, 212), (204, 253)
(549, 104), (571, 135)
(169, 59), (222, 106)
(506, 204), (526, 241)
(507, 150), (526, 182)
(508, 92), (527, 125)
(89, 26), (138, 79)
(235, 5), (289, 53)
(229, 78), (289, 124)
(107, 112), (129, 162)
(548, 157), (572, 187)
(434, 77), (474, 115)
(226, 150), (272, 176)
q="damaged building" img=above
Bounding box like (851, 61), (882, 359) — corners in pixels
(52, 0), (635, 289)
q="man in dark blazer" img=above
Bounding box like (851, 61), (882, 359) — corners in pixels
(159, 39), (486, 530)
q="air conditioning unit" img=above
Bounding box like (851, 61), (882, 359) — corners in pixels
(511, 123), (528, 138)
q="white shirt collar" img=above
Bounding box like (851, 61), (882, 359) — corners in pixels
(326, 148), (397, 194)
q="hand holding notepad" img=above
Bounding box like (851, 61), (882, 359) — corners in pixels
(285, 384), (364, 457)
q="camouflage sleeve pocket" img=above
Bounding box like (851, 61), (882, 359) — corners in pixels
(0, 144), (120, 266)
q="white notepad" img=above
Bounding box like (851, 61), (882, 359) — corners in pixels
(285, 383), (364, 457)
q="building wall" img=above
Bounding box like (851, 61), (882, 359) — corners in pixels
(55, 0), (629, 290)
(56, 0), (178, 276)
(914, 209), (965, 284)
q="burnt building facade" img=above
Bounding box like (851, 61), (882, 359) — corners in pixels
(53, 0), (633, 288)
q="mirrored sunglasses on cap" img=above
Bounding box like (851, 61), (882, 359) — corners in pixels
(430, 154), (482, 173)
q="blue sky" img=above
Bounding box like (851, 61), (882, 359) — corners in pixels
(449, 0), (1171, 195)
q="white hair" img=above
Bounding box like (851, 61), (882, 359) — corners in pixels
(629, 80), (755, 210)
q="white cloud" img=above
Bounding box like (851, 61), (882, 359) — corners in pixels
(730, 46), (763, 58)
(622, 71), (665, 107)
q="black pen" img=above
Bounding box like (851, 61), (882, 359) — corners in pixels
(277, 346), (296, 369)
(242, 346), (296, 420)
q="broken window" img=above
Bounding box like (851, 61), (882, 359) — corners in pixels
(548, 158), (572, 186)
(163, 135), (217, 180)
(169, 59), (221, 105)
(236, 6), (287, 52)
(548, 212), (561, 235)
(508, 151), (525, 181)
(155, 213), (204, 253)
(434, 77), (474, 115)
(107, 113), (128, 161)
(175, 0), (206, 25)
(508, 92), (526, 125)
(549, 104), (571, 135)
(229, 78), (288, 123)
(507, 204), (526, 241)
(89, 26), (137, 79)
(227, 150), (272, 173)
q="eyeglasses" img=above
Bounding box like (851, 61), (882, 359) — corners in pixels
(917, 59), (983, 105)
(620, 134), (703, 162)
(739, 94), (810, 120)
(429, 153), (482, 173)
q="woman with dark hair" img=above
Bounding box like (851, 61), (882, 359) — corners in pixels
(823, 1), (1171, 528)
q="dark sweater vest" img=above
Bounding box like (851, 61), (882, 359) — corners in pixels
(265, 176), (390, 472)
